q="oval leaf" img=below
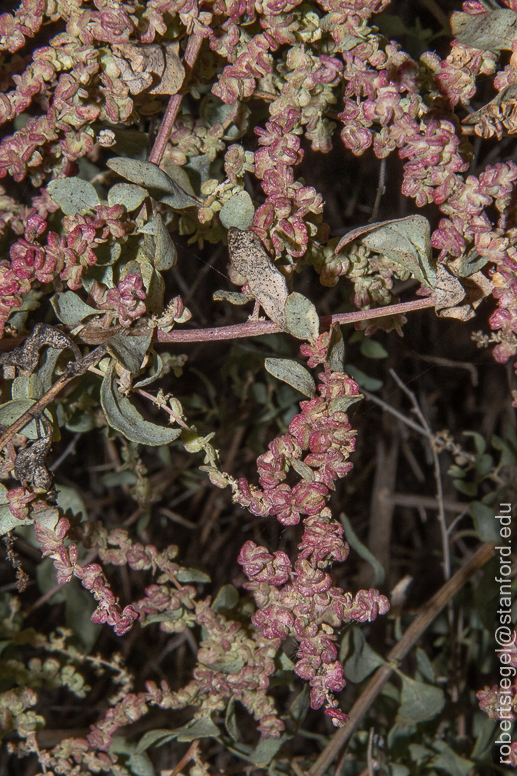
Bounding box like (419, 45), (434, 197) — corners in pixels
(285, 292), (320, 342)
(265, 358), (316, 398)
(336, 216), (434, 288)
(47, 177), (100, 215)
(176, 568), (211, 583)
(155, 214), (177, 270)
(360, 339), (388, 359)
(108, 183), (148, 211)
(100, 361), (181, 445)
(396, 674), (445, 726)
(107, 157), (177, 194)
(451, 9), (517, 52)
(220, 191), (255, 230)
(106, 330), (152, 375)
(51, 291), (98, 326)
(0, 399), (53, 440)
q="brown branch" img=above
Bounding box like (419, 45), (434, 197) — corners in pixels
(156, 298), (435, 343)
(147, 33), (204, 166)
(0, 345), (107, 452)
(308, 541), (497, 776)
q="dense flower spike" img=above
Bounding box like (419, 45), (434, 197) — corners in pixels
(0, 0), (516, 771)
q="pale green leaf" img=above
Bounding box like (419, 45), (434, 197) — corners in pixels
(12, 374), (43, 400)
(219, 191), (255, 230)
(128, 752), (155, 776)
(108, 183), (148, 211)
(291, 457), (315, 482)
(51, 291), (97, 326)
(0, 399), (53, 440)
(0, 504), (32, 535)
(176, 568), (210, 583)
(174, 716), (221, 742)
(285, 292), (320, 342)
(132, 352), (162, 389)
(469, 502), (499, 542)
(430, 741), (473, 776)
(100, 361), (181, 446)
(344, 627), (385, 683)
(250, 735), (286, 766)
(329, 395), (363, 414)
(47, 177), (100, 215)
(135, 729), (176, 754)
(336, 216), (434, 288)
(225, 697), (240, 742)
(327, 323), (345, 371)
(56, 486), (88, 521)
(107, 157), (178, 193)
(212, 584), (239, 612)
(265, 358), (316, 398)
(360, 339), (388, 359)
(396, 674), (445, 725)
(340, 514), (384, 585)
(451, 9), (517, 52)
(155, 214), (177, 270)
(470, 716), (497, 760)
(106, 330), (152, 374)
(458, 249), (489, 278)
(289, 685), (310, 727)
(415, 648), (435, 683)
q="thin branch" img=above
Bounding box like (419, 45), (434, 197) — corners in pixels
(390, 369), (450, 580)
(308, 541), (497, 776)
(155, 298), (435, 343)
(363, 389), (429, 437)
(0, 346), (107, 452)
(147, 33), (203, 166)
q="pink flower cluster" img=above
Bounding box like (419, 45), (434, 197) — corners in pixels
(239, 511), (389, 724)
(97, 274), (147, 326)
(0, 204), (135, 334)
(34, 513), (139, 636)
(230, 345), (390, 723)
(233, 365), (358, 525)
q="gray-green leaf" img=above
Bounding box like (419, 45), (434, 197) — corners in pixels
(285, 292), (320, 342)
(176, 568), (211, 583)
(100, 361), (181, 446)
(336, 216), (434, 288)
(107, 157), (177, 193)
(220, 191), (255, 230)
(329, 394), (363, 414)
(47, 177), (100, 215)
(451, 9), (517, 52)
(430, 741), (473, 776)
(291, 458), (315, 482)
(51, 291), (98, 326)
(344, 627), (385, 683)
(341, 513), (384, 586)
(106, 330), (152, 375)
(469, 502), (499, 542)
(0, 399), (53, 440)
(327, 323), (345, 371)
(108, 183), (148, 211)
(396, 674), (445, 725)
(155, 214), (177, 270)
(265, 358), (316, 398)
